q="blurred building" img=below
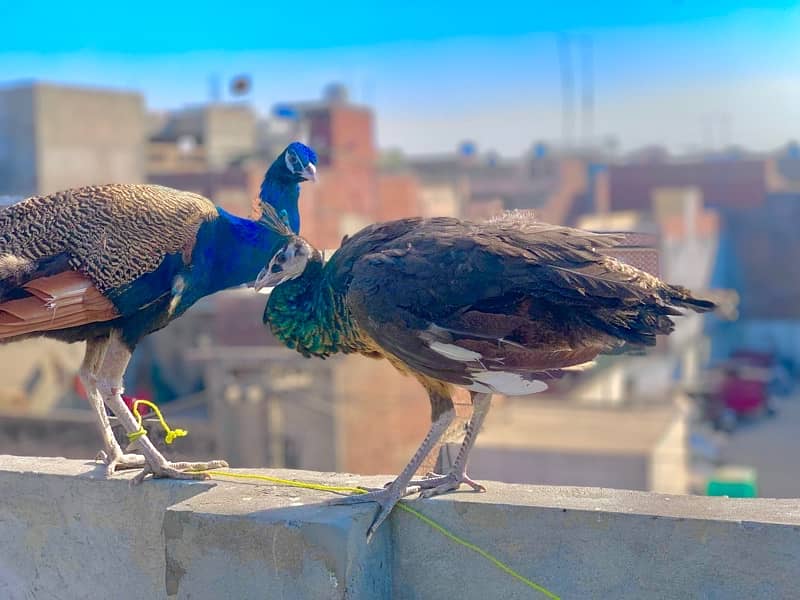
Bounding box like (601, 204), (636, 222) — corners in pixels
(187, 289), (434, 474)
(605, 160), (766, 212)
(709, 192), (800, 368)
(0, 339), (83, 414)
(455, 399), (688, 493)
(255, 85), (423, 248)
(0, 81), (145, 196)
(148, 103), (257, 171)
(398, 143), (612, 226)
(149, 162), (265, 218)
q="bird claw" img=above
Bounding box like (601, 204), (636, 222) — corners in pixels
(325, 485), (421, 543)
(411, 471), (487, 498)
(96, 449), (147, 477)
(131, 459), (229, 485)
(385, 471), (440, 488)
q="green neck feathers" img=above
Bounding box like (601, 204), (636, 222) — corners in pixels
(264, 259), (357, 358)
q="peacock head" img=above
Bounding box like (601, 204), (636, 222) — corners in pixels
(281, 142), (318, 183)
(254, 236), (322, 291)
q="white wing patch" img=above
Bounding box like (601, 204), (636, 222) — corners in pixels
(560, 360), (597, 372)
(466, 371), (548, 396)
(429, 341), (483, 362)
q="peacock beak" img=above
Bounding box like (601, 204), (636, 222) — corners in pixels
(253, 267), (274, 293)
(301, 163), (317, 182)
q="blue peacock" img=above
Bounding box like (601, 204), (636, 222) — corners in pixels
(0, 141), (316, 481)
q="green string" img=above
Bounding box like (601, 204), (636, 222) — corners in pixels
(126, 399), (560, 599)
(207, 470), (560, 599)
(126, 399), (188, 445)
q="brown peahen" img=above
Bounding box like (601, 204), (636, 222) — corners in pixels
(256, 211), (715, 540)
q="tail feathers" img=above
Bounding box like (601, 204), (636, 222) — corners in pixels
(668, 285), (717, 313)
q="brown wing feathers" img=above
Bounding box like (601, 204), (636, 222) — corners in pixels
(0, 184), (216, 293)
(0, 184), (217, 341)
(0, 271), (118, 340)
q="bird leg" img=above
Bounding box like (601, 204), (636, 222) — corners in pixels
(80, 338), (146, 475)
(96, 333), (228, 482)
(409, 392), (491, 497)
(327, 407), (455, 543)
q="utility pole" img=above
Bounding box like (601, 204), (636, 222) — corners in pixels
(557, 33), (575, 149)
(580, 35), (595, 147)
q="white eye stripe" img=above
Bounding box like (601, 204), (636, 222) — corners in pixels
(284, 151), (299, 173)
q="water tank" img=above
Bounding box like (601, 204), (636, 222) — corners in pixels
(324, 83), (349, 105)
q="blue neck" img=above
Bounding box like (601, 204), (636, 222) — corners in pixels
(260, 165), (301, 234)
(178, 208), (287, 308)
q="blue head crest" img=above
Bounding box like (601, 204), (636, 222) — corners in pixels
(281, 142), (318, 182)
(260, 142), (318, 234)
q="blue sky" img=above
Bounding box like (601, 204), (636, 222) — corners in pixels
(2, 1), (799, 154)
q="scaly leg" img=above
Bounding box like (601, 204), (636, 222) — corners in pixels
(80, 337), (146, 475)
(96, 332), (228, 483)
(410, 392), (492, 497)
(329, 407), (455, 542)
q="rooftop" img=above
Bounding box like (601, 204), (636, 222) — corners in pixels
(478, 399), (678, 454)
(2, 455), (798, 599)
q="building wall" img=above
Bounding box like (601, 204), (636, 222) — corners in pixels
(334, 354), (431, 475)
(420, 182), (461, 217)
(648, 408), (688, 494)
(608, 161), (767, 212)
(35, 84), (145, 193)
(150, 165), (260, 218)
(203, 105), (256, 169)
(307, 105), (375, 169)
(376, 173), (421, 222)
(147, 140), (207, 174)
(0, 85), (37, 195)
(464, 446), (650, 490)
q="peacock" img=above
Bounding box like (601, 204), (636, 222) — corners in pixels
(255, 211), (715, 540)
(0, 142), (315, 482)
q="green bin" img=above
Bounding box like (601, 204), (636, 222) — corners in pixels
(706, 466), (758, 498)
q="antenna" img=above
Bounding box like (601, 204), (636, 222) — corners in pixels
(208, 74), (222, 104)
(557, 33), (575, 149)
(580, 35), (594, 147)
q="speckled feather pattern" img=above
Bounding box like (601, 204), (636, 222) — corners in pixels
(266, 215), (715, 393)
(0, 184), (217, 292)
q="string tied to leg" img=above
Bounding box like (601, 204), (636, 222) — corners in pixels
(126, 399), (188, 445)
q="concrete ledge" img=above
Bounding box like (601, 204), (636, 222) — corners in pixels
(1, 456), (799, 599)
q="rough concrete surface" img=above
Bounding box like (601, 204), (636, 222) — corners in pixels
(0, 455), (210, 600)
(163, 471), (391, 599)
(1, 456), (800, 599)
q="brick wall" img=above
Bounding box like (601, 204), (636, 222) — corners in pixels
(376, 173), (422, 222)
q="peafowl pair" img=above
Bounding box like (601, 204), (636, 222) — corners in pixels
(256, 212), (716, 541)
(0, 142), (317, 481)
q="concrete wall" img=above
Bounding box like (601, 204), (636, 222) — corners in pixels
(2, 456), (799, 600)
(649, 409), (689, 494)
(0, 84), (36, 195)
(35, 83), (145, 193)
(203, 104), (256, 169)
(0, 82), (145, 196)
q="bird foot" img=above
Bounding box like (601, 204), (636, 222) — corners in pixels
(96, 449), (147, 477)
(131, 458), (229, 485)
(410, 470), (487, 498)
(326, 484), (421, 543)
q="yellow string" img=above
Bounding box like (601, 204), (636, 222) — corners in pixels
(126, 401), (559, 599)
(126, 399), (188, 445)
(205, 470), (560, 599)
